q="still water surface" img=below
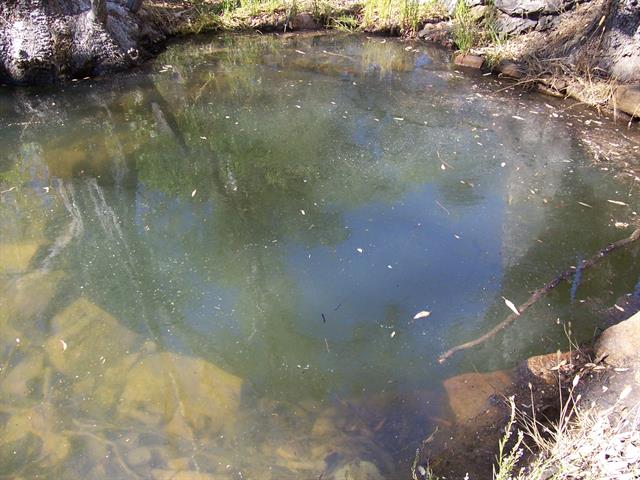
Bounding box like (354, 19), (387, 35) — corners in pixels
(1, 33), (639, 479)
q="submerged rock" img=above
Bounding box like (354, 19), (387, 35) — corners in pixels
(0, 271), (65, 347)
(331, 459), (385, 480)
(0, 404), (71, 473)
(151, 469), (228, 480)
(118, 352), (243, 437)
(442, 370), (514, 425)
(0, 242), (42, 274)
(45, 298), (141, 378)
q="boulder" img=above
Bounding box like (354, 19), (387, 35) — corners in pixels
(595, 311), (640, 366)
(495, 13), (538, 35)
(0, 0), (164, 85)
(495, 0), (575, 15)
(453, 53), (485, 69)
(614, 84), (640, 118)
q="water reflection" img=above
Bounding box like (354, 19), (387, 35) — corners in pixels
(0, 33), (639, 479)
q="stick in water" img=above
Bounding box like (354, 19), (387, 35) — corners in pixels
(438, 227), (640, 364)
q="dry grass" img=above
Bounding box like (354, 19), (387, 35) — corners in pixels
(491, 367), (640, 480)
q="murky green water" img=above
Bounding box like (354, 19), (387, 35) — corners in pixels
(1, 33), (639, 479)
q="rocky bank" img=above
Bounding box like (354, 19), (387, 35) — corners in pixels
(416, 293), (640, 480)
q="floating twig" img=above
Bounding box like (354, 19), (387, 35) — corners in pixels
(438, 227), (640, 363)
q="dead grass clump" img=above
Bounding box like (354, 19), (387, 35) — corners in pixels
(497, 380), (640, 480)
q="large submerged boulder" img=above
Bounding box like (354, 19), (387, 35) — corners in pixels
(0, 0), (164, 85)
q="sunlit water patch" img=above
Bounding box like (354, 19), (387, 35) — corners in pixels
(0, 33), (639, 479)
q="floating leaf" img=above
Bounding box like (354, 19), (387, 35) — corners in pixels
(502, 297), (520, 316)
(413, 311), (431, 320)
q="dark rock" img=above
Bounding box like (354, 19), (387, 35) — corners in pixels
(292, 12), (321, 30)
(495, 0), (575, 15)
(535, 14), (558, 31)
(417, 21), (453, 47)
(495, 12), (538, 35)
(539, 73), (568, 92)
(598, 0), (640, 82)
(614, 84), (640, 118)
(441, 0), (484, 16)
(0, 0), (164, 85)
(495, 59), (523, 78)
(453, 53), (485, 69)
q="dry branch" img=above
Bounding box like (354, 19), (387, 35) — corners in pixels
(438, 227), (640, 364)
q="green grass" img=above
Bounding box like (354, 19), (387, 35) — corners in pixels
(162, 0), (448, 37)
(452, 0), (478, 52)
(361, 0), (446, 34)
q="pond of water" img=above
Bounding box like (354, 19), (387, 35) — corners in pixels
(1, 33), (639, 479)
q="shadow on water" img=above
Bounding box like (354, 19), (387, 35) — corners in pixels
(0, 33), (639, 479)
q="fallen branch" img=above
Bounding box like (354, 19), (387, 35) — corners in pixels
(438, 227), (640, 364)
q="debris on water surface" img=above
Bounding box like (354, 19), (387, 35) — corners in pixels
(502, 297), (520, 316)
(413, 311), (431, 320)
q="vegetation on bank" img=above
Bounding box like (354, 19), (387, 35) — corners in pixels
(144, 0), (640, 119)
(414, 377), (640, 480)
(145, 0), (448, 37)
